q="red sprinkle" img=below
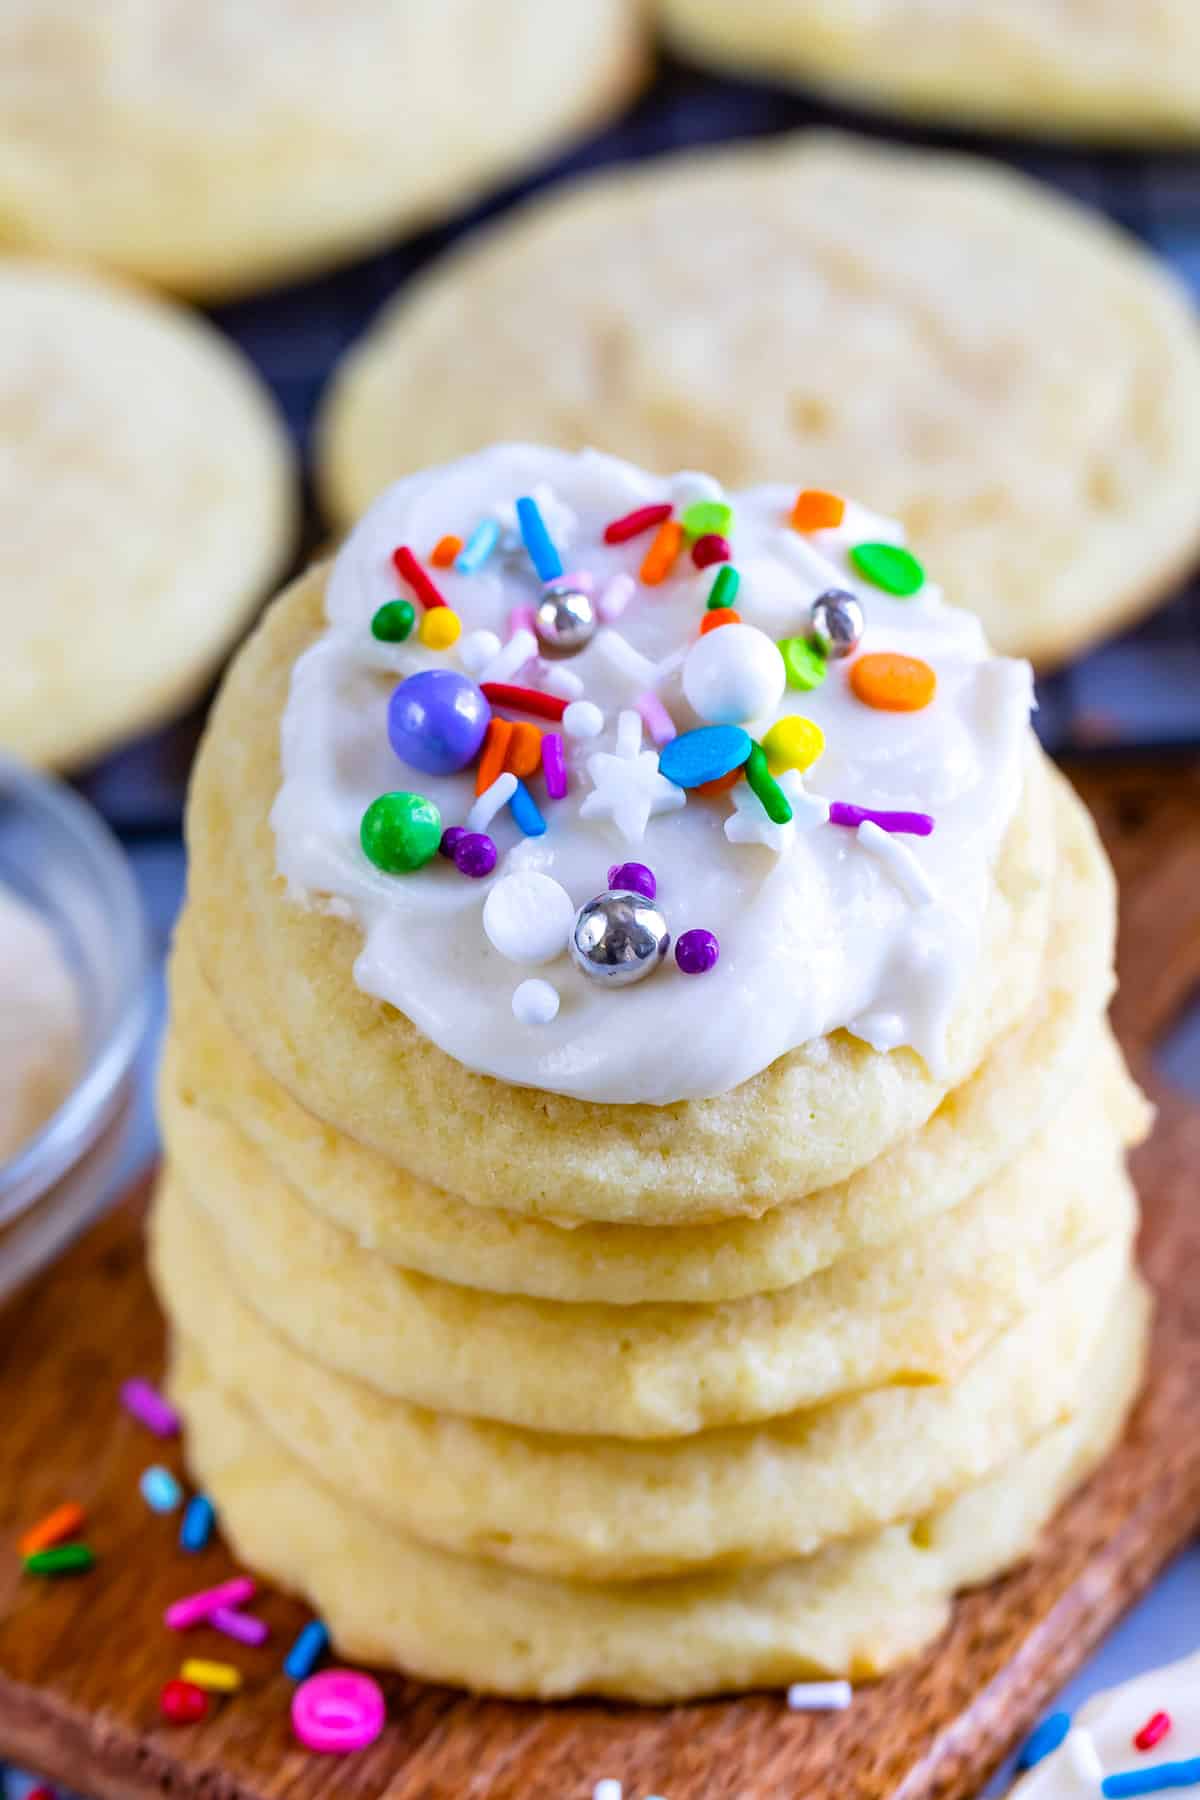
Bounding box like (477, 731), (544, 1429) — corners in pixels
(480, 682), (568, 722)
(391, 545), (447, 609)
(692, 533), (731, 569)
(1135, 1713), (1172, 1752)
(160, 1678), (210, 1725)
(26, 1789), (57, 1800)
(603, 503), (673, 545)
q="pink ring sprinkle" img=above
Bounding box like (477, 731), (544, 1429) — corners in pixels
(292, 1669), (386, 1755)
(829, 802), (934, 836)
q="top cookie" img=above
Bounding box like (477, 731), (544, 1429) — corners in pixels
(318, 134), (1200, 668)
(0, 0), (645, 298)
(659, 0), (1200, 144)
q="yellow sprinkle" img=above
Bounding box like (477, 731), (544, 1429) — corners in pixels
(762, 715), (825, 774)
(420, 607), (462, 650)
(182, 1659), (242, 1694)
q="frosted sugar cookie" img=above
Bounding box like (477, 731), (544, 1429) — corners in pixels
(0, 261), (294, 768)
(187, 448), (1058, 1222)
(318, 138), (1200, 665)
(170, 1277), (1147, 1699)
(0, 1), (645, 298)
(659, 1), (1200, 145)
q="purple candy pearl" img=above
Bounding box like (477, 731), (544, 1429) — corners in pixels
(454, 832), (498, 879)
(440, 826), (467, 859)
(388, 669), (491, 776)
(675, 928), (719, 976)
(607, 861), (656, 900)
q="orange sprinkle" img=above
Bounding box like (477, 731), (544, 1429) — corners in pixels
(700, 607), (741, 635)
(475, 718), (514, 794)
(503, 720), (544, 779)
(430, 534), (463, 568)
(640, 519), (684, 586)
(696, 767), (743, 798)
(791, 489), (845, 533)
(21, 1502), (86, 1559)
(849, 652), (937, 713)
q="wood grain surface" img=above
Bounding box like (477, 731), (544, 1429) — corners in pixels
(0, 756), (1197, 1800)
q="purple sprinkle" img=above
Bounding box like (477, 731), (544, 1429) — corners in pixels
(608, 862), (656, 900)
(676, 928), (720, 975)
(542, 732), (568, 800)
(210, 1606), (270, 1647)
(440, 826), (467, 859)
(120, 1378), (180, 1439)
(829, 803), (934, 836)
(454, 832), (498, 879)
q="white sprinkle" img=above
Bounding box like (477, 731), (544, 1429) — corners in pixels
(466, 773), (517, 834)
(459, 629), (502, 675)
(479, 627), (537, 687)
(564, 700), (604, 739)
(512, 978), (560, 1025)
(1063, 1728), (1103, 1786)
(482, 871), (575, 966)
(856, 820), (937, 906)
(538, 661), (585, 700)
(670, 469), (724, 508)
(593, 1783), (622, 1800)
(597, 573), (635, 622)
(616, 709), (643, 759)
(786, 1680), (852, 1712)
(594, 627), (657, 691)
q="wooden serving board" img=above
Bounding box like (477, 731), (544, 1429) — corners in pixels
(0, 757), (1198, 1800)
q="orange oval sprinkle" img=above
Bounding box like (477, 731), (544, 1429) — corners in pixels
(430, 534), (464, 568)
(640, 519), (683, 586)
(695, 767), (743, 798)
(475, 718), (514, 794)
(791, 489), (845, 532)
(503, 720), (544, 779)
(20, 1501), (86, 1559)
(699, 607), (741, 635)
(849, 652), (936, 713)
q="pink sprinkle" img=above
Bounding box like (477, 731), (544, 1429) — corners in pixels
(120, 1378), (179, 1439)
(597, 573), (635, 622)
(542, 732), (568, 799)
(165, 1577), (256, 1631)
(829, 803), (934, 836)
(507, 605), (537, 641)
(1135, 1712), (1172, 1752)
(558, 569), (595, 594)
(636, 691), (677, 746)
(211, 1606), (270, 1647)
(691, 533), (731, 569)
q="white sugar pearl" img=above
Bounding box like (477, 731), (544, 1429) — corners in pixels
(458, 629), (502, 675)
(563, 699), (604, 739)
(483, 871), (574, 966)
(511, 978), (560, 1025)
(682, 622), (785, 726)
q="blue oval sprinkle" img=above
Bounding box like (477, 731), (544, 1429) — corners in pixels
(1017, 1713), (1072, 1771)
(659, 725), (752, 790)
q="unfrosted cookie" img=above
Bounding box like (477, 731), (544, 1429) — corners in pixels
(318, 136), (1200, 666)
(0, 262), (294, 768)
(0, 1), (645, 298)
(659, 1), (1200, 145)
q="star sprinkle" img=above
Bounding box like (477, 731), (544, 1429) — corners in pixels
(580, 709), (686, 844)
(725, 769), (828, 853)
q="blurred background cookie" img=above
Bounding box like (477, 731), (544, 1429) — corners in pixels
(658, 0), (1200, 144)
(0, 0), (647, 298)
(318, 133), (1200, 666)
(0, 260), (294, 768)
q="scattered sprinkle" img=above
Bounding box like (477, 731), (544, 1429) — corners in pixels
(593, 627), (658, 691)
(681, 499), (733, 538)
(636, 690), (677, 746)
(20, 1501), (86, 1559)
(456, 518), (500, 573)
(483, 871), (575, 965)
(370, 599), (415, 643)
(1137, 1714), (1173, 1753)
(430, 534), (463, 568)
(140, 1465), (183, 1514)
(419, 605), (461, 650)
(478, 626), (537, 687)
(538, 661), (585, 700)
(786, 1679), (853, 1711)
(24, 1542), (94, 1577)
(292, 1669), (386, 1756)
(182, 1659), (243, 1695)
(160, 1678), (209, 1725)
(778, 635), (827, 692)
(165, 1577), (257, 1631)
(563, 700), (604, 739)
(120, 1378), (180, 1439)
(516, 494), (564, 583)
(707, 564), (740, 610)
(507, 604), (538, 641)
(640, 519), (684, 586)
(675, 928), (719, 975)
(603, 502), (672, 545)
(1103, 1760), (1200, 1797)
(285, 1621), (331, 1682)
(597, 572), (635, 622)
(476, 719), (515, 795)
(453, 832), (498, 879)
(850, 540), (925, 597)
(849, 651), (936, 713)
(691, 533), (731, 569)
(179, 1494), (214, 1553)
(508, 778), (547, 837)
(659, 725), (752, 790)
(480, 682), (569, 723)
(542, 732), (568, 799)
(608, 861), (657, 899)
(829, 802), (933, 836)
(856, 820), (936, 906)
(392, 544), (447, 610)
(210, 1606), (270, 1647)
(744, 742), (793, 824)
(762, 715), (825, 775)
(1065, 1729), (1105, 1786)
(503, 719), (545, 779)
(459, 627), (502, 674)
(360, 791), (442, 874)
(593, 1783), (623, 1800)
(512, 978), (560, 1025)
(791, 489), (845, 532)
(467, 772), (518, 833)
(700, 607), (740, 635)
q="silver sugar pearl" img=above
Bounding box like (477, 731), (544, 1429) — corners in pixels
(570, 891), (670, 986)
(809, 588), (864, 660)
(534, 585), (596, 658)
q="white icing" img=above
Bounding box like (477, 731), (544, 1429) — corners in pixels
(272, 446), (1033, 1105)
(0, 884), (82, 1163)
(1011, 1649), (1200, 1796)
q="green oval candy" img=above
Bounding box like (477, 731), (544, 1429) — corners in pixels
(371, 599), (416, 643)
(361, 791), (442, 873)
(849, 541), (925, 597)
(778, 636), (827, 692)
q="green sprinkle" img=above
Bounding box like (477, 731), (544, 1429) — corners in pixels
(681, 500), (733, 539)
(371, 599), (416, 643)
(360, 791), (442, 874)
(745, 743), (793, 824)
(25, 1543), (95, 1576)
(707, 565), (740, 610)
(850, 542), (925, 597)
(778, 636), (827, 692)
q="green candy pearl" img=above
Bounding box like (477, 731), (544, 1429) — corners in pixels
(850, 541), (925, 597)
(778, 636), (828, 692)
(361, 791), (442, 873)
(371, 599), (416, 643)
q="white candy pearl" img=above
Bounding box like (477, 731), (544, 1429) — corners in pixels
(682, 623), (785, 726)
(483, 871), (574, 966)
(563, 699), (604, 739)
(459, 628), (502, 675)
(511, 978), (560, 1025)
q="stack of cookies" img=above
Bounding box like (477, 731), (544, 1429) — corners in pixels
(152, 447), (1150, 1701)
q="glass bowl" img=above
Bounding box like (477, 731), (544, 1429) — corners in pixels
(0, 753), (149, 1298)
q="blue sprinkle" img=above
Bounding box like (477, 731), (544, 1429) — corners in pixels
(1017, 1713), (1072, 1771)
(140, 1465), (182, 1514)
(1104, 1762), (1200, 1798)
(515, 495), (563, 583)
(659, 724), (752, 790)
(456, 518), (500, 574)
(508, 779), (546, 837)
(285, 1619), (329, 1682)
(179, 1493), (214, 1552)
